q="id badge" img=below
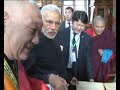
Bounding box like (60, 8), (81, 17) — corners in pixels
(71, 52), (76, 62)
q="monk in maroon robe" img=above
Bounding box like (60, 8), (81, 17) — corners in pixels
(85, 16), (116, 82)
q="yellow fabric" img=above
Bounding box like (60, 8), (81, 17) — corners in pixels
(4, 57), (18, 90)
(4, 73), (16, 90)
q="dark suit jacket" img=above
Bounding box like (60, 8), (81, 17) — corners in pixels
(59, 21), (65, 31)
(56, 27), (93, 81)
(22, 32), (66, 84)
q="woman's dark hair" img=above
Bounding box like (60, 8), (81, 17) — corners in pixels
(72, 10), (88, 24)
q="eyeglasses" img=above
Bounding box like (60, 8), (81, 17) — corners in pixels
(44, 19), (61, 27)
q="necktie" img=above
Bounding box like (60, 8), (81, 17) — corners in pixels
(72, 32), (78, 77)
(68, 21), (70, 27)
(72, 32), (77, 58)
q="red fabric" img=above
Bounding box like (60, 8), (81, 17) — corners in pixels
(27, 76), (49, 90)
(17, 60), (49, 90)
(17, 60), (31, 90)
(85, 28), (94, 38)
(108, 53), (116, 62)
(105, 74), (109, 82)
(86, 29), (116, 82)
(91, 30), (116, 82)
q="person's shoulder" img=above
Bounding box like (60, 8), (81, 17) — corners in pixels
(85, 28), (92, 33)
(85, 28), (93, 32)
(105, 29), (112, 33)
(59, 27), (70, 33)
(60, 21), (65, 26)
(61, 20), (65, 23)
(59, 21), (65, 31)
(82, 31), (91, 38)
(104, 29), (114, 36)
(85, 28), (93, 37)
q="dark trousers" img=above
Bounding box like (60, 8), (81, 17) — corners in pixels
(67, 68), (76, 90)
(68, 84), (76, 90)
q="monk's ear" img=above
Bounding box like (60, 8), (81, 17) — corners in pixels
(4, 11), (9, 33)
(91, 24), (94, 29)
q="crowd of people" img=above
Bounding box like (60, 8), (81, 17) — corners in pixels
(4, 0), (116, 90)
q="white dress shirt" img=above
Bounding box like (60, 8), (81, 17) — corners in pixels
(65, 20), (72, 28)
(67, 27), (81, 68)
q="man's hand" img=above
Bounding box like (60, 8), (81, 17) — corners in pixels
(98, 49), (103, 56)
(89, 79), (94, 82)
(49, 74), (68, 90)
(70, 77), (79, 86)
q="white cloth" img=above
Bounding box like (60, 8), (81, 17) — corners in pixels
(46, 84), (54, 90)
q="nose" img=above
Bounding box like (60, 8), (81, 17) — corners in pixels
(51, 23), (56, 30)
(32, 32), (39, 45)
(98, 28), (102, 31)
(78, 26), (82, 30)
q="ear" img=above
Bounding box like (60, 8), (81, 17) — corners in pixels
(4, 11), (9, 33)
(91, 24), (94, 29)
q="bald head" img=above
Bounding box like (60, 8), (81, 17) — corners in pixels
(93, 16), (105, 35)
(4, 0), (41, 24)
(4, 0), (43, 60)
(93, 15), (105, 25)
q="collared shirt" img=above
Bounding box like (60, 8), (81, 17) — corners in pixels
(67, 27), (81, 68)
(69, 27), (81, 57)
(65, 20), (72, 28)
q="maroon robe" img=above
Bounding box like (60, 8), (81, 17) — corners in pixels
(85, 29), (116, 82)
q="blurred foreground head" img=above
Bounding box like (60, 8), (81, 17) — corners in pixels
(4, 0), (43, 60)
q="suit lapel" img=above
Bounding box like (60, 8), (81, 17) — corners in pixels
(78, 32), (84, 60)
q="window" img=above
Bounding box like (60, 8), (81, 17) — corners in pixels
(63, 0), (88, 16)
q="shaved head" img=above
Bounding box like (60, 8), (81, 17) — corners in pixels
(92, 16), (105, 35)
(4, 0), (43, 60)
(4, 0), (41, 28)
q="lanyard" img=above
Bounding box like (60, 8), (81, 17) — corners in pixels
(71, 35), (80, 50)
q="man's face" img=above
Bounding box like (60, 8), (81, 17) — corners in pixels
(72, 20), (85, 33)
(5, 6), (43, 60)
(42, 10), (60, 39)
(65, 9), (73, 21)
(93, 20), (105, 35)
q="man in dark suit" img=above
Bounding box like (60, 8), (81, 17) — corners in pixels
(59, 7), (74, 31)
(22, 4), (68, 90)
(57, 10), (94, 90)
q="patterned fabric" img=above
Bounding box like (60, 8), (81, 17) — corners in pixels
(4, 57), (49, 90)
(72, 32), (77, 58)
(4, 58), (18, 90)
